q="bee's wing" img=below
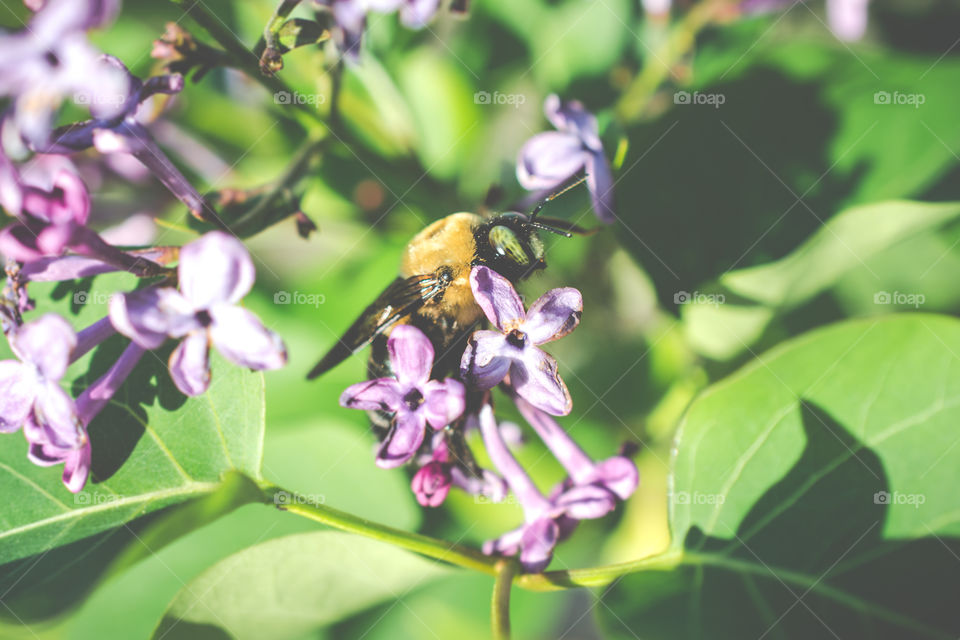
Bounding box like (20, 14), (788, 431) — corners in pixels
(306, 273), (447, 379)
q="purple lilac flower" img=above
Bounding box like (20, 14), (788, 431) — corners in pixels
(410, 433), (508, 507)
(0, 314), (82, 447)
(740, 0), (870, 42)
(109, 231), (287, 396)
(28, 340), (144, 493)
(476, 404), (617, 572)
(460, 265), (581, 416)
(315, 0), (440, 61)
(0, 311), (127, 493)
(517, 94), (615, 223)
(341, 324), (466, 468)
(31, 56), (206, 217)
(0, 0), (127, 147)
(512, 393), (638, 500)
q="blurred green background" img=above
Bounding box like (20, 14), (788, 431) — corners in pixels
(3, 0), (960, 637)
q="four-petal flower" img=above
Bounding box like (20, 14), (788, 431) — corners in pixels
(110, 231), (287, 396)
(461, 265), (581, 416)
(341, 324), (465, 468)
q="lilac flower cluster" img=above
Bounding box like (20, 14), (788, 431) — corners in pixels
(0, 0), (287, 492)
(341, 266), (638, 571)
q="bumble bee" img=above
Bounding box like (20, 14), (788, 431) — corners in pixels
(307, 185), (590, 382)
(306, 183), (590, 476)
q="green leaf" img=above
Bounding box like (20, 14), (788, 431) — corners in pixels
(153, 531), (453, 640)
(682, 200), (960, 359)
(599, 314), (960, 639)
(0, 275), (268, 620)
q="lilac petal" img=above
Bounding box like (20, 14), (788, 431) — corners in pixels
(35, 221), (78, 255)
(589, 456), (640, 501)
(585, 150), (616, 224)
(470, 266), (525, 330)
(20, 169), (90, 225)
(386, 324), (434, 386)
(522, 287), (582, 345)
(12, 313), (76, 380)
(62, 442), (91, 493)
(484, 526), (524, 557)
(376, 411), (426, 468)
(93, 122), (207, 216)
(827, 0), (869, 41)
(35, 382), (82, 448)
(421, 378), (466, 429)
(411, 461), (452, 507)
(109, 286), (197, 349)
(0, 361), (33, 432)
(452, 467), (508, 502)
(544, 94), (602, 152)
(340, 378), (402, 412)
(28, 439), (68, 467)
(168, 331), (211, 396)
(511, 347), (571, 416)
(519, 517), (559, 573)
(398, 0), (440, 28)
(178, 232), (255, 308)
(460, 331), (511, 389)
(209, 305), (287, 371)
(21, 255), (121, 281)
(516, 131), (586, 191)
(0, 222), (49, 261)
(554, 485), (616, 520)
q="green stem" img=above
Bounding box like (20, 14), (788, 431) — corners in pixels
(614, 0), (728, 123)
(492, 559), (519, 640)
(517, 548), (685, 591)
(169, 0), (323, 127)
(261, 484), (500, 575)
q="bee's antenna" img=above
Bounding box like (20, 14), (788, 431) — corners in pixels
(528, 221), (573, 237)
(529, 174), (588, 220)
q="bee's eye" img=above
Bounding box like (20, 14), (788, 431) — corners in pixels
(489, 225), (529, 265)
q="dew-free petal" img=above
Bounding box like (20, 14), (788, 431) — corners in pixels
(109, 286), (196, 349)
(339, 378), (402, 412)
(470, 266), (525, 330)
(511, 347), (571, 416)
(421, 378), (465, 430)
(11, 313), (76, 380)
(522, 287), (582, 345)
(376, 411), (426, 468)
(178, 232), (255, 308)
(460, 331), (511, 389)
(516, 131), (586, 191)
(210, 305), (287, 371)
(387, 324), (435, 386)
(585, 149), (616, 223)
(0, 360), (34, 432)
(168, 330), (210, 396)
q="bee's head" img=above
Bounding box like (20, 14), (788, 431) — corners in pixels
(475, 212), (578, 282)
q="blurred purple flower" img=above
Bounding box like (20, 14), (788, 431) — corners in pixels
(411, 433), (508, 507)
(315, 0), (440, 61)
(109, 231), (287, 396)
(517, 94), (615, 223)
(476, 404), (616, 572)
(0, 152), (91, 261)
(0, 0), (127, 146)
(740, 0), (870, 41)
(0, 314), (82, 447)
(460, 265), (581, 416)
(32, 56), (206, 217)
(513, 393), (638, 500)
(341, 324), (465, 468)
